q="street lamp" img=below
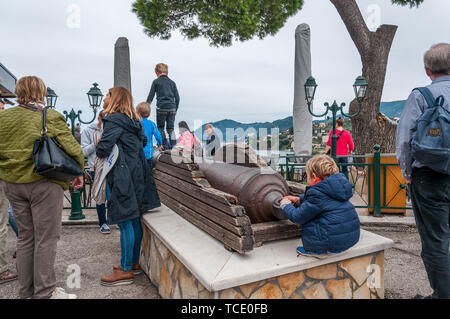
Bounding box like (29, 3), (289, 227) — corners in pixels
(46, 87), (58, 108)
(86, 82), (104, 110)
(304, 75), (368, 158)
(51, 83), (103, 220)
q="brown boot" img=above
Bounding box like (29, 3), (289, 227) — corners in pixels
(113, 263), (142, 275)
(101, 269), (134, 286)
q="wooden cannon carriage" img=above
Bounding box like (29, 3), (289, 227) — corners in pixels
(152, 147), (306, 254)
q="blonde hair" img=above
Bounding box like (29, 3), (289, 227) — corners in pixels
(306, 155), (339, 180)
(136, 102), (151, 118)
(15, 76), (47, 105)
(155, 63), (168, 74)
(103, 87), (141, 121)
(424, 43), (450, 75)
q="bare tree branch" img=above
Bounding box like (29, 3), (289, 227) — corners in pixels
(330, 0), (371, 58)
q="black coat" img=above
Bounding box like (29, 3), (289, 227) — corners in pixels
(96, 112), (161, 225)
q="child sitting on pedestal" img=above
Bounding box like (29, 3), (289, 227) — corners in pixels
(280, 155), (360, 259)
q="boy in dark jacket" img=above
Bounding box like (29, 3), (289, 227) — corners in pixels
(146, 63), (180, 149)
(280, 155), (360, 258)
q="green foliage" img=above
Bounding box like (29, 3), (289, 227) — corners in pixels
(132, 0), (304, 47)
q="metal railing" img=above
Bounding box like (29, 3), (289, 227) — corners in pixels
(278, 145), (413, 217)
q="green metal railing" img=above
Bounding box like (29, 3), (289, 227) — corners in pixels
(279, 145), (412, 217)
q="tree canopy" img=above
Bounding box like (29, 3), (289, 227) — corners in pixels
(132, 0), (424, 47)
(132, 0), (304, 47)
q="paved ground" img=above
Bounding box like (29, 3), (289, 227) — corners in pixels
(0, 225), (159, 299)
(0, 222), (432, 299)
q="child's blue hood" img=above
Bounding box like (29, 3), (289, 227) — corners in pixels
(311, 173), (353, 202)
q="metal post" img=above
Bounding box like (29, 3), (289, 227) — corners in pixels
(373, 144), (381, 217)
(330, 101), (338, 159)
(69, 189), (84, 220)
(63, 107), (97, 220)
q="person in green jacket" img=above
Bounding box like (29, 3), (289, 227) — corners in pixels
(0, 76), (84, 299)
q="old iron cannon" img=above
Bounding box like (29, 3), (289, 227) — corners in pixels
(197, 161), (288, 224)
(153, 149), (289, 224)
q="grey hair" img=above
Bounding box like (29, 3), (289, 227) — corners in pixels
(424, 43), (450, 75)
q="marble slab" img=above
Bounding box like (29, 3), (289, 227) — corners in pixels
(142, 205), (394, 292)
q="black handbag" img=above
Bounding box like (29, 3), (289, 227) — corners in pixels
(32, 107), (83, 181)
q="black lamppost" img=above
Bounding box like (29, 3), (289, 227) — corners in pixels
(304, 75), (368, 158)
(46, 87), (58, 108)
(46, 83), (104, 220)
(63, 83), (104, 137)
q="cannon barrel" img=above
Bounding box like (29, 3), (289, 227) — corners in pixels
(152, 151), (289, 223)
(198, 162), (288, 224)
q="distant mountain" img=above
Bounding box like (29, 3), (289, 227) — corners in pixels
(380, 100), (406, 118)
(197, 100), (406, 140)
(195, 116), (293, 141)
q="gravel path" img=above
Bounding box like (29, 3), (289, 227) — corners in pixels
(0, 224), (432, 299)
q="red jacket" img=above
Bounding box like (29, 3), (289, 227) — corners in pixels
(326, 129), (354, 155)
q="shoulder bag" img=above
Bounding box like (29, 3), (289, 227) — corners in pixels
(32, 107), (83, 181)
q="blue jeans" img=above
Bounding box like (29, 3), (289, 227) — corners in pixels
(8, 203), (18, 237)
(90, 171), (107, 227)
(118, 217), (143, 271)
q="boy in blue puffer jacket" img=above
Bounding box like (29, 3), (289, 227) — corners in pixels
(280, 155), (360, 259)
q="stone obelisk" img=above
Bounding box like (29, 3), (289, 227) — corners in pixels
(114, 37), (132, 93)
(293, 24), (312, 156)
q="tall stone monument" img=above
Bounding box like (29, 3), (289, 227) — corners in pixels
(293, 24), (312, 156)
(114, 37), (132, 93)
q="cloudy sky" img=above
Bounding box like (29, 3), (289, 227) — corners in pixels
(1, 0), (449, 130)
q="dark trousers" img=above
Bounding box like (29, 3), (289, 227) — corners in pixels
(338, 157), (349, 180)
(90, 171), (107, 227)
(410, 167), (450, 299)
(156, 110), (176, 147)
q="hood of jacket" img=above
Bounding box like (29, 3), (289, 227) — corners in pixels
(103, 112), (143, 137)
(310, 173), (353, 202)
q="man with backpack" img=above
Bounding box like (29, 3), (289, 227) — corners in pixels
(396, 43), (450, 299)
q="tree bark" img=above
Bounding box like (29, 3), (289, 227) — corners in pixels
(330, 0), (398, 155)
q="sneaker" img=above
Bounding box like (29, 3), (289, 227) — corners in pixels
(100, 224), (111, 234)
(0, 270), (18, 285)
(50, 287), (77, 299)
(296, 246), (346, 259)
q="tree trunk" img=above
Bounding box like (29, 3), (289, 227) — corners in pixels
(330, 0), (398, 155)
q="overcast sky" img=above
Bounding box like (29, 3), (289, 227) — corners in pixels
(1, 0), (449, 129)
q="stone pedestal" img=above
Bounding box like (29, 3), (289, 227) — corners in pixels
(140, 205), (393, 299)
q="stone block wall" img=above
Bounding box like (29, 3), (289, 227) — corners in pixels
(141, 225), (385, 299)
